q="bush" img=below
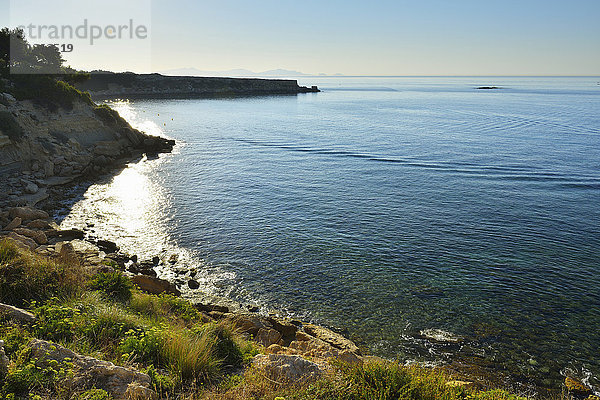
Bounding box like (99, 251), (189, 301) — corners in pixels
(1, 347), (74, 397)
(193, 322), (243, 367)
(88, 272), (133, 302)
(0, 239), (83, 308)
(76, 388), (113, 400)
(10, 75), (93, 112)
(32, 303), (79, 342)
(129, 292), (203, 324)
(119, 327), (162, 365)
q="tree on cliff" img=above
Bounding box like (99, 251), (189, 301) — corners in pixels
(0, 28), (66, 76)
(0, 27), (91, 111)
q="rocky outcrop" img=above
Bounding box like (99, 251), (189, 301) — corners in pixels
(76, 72), (320, 100)
(221, 313), (362, 365)
(253, 354), (323, 384)
(0, 303), (37, 324)
(28, 339), (156, 400)
(0, 92), (174, 209)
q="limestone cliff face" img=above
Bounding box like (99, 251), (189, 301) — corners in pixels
(0, 92), (174, 207)
(76, 72), (320, 99)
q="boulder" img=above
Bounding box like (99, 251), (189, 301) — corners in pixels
(55, 241), (75, 258)
(128, 263), (157, 277)
(338, 350), (363, 365)
(29, 339), (156, 400)
(24, 182), (39, 194)
(131, 275), (181, 296)
(4, 216), (22, 230)
(224, 314), (269, 336)
(253, 354), (323, 384)
(13, 227), (47, 245)
(43, 161), (54, 178)
(0, 303), (37, 324)
(9, 206), (49, 221)
(256, 328), (282, 348)
(195, 303), (230, 314)
(7, 232), (37, 250)
(27, 219), (52, 229)
(55, 228), (85, 240)
(96, 239), (119, 253)
(267, 317), (298, 338)
(187, 279), (200, 289)
(303, 323), (360, 354)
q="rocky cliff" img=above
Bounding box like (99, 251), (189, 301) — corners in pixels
(76, 72), (320, 100)
(0, 91), (174, 208)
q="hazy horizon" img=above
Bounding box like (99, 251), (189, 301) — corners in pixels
(1, 0), (599, 76)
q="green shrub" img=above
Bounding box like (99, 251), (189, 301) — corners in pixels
(32, 304), (79, 342)
(10, 75), (93, 112)
(118, 328), (162, 366)
(88, 272), (133, 302)
(0, 321), (31, 358)
(145, 365), (177, 395)
(0, 240), (83, 308)
(76, 388), (113, 400)
(129, 292), (202, 324)
(1, 348), (74, 397)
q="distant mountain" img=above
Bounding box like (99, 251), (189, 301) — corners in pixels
(160, 67), (313, 77)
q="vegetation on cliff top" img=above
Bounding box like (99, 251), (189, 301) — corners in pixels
(0, 238), (552, 399)
(0, 28), (93, 112)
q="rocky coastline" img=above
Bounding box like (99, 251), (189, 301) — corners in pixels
(76, 72), (320, 100)
(1, 90), (596, 400)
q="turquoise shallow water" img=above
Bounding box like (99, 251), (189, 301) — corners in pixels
(63, 77), (600, 392)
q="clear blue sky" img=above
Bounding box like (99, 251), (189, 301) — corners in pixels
(1, 0), (599, 75)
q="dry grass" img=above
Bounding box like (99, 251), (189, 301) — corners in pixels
(0, 238), (84, 307)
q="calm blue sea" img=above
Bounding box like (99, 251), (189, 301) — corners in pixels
(62, 77), (600, 392)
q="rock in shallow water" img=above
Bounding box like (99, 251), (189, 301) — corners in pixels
(419, 328), (464, 344)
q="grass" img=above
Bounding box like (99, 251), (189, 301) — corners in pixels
(0, 238), (257, 399)
(204, 361), (530, 400)
(0, 239), (84, 308)
(0, 238), (557, 400)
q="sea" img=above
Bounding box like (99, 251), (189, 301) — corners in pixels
(60, 76), (600, 393)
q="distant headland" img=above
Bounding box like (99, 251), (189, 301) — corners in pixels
(76, 71), (320, 100)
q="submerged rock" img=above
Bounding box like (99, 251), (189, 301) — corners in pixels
(420, 328), (464, 344)
(565, 376), (593, 397)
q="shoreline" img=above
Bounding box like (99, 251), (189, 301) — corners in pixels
(0, 93), (593, 399)
(0, 142), (556, 398)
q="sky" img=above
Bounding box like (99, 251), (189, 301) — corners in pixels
(1, 0), (599, 76)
